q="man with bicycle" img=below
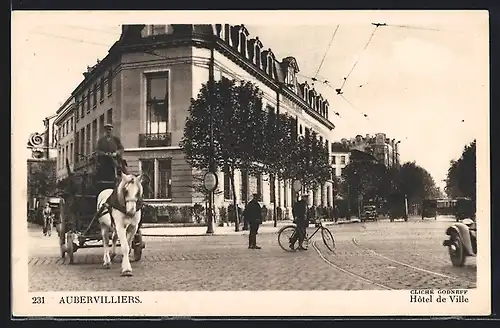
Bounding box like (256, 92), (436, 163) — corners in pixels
(291, 194), (309, 250)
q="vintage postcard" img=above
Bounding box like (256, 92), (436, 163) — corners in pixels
(12, 10), (490, 317)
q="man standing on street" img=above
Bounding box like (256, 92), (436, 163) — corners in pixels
(244, 193), (263, 249)
(291, 194), (309, 250)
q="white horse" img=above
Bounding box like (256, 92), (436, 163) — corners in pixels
(97, 173), (143, 276)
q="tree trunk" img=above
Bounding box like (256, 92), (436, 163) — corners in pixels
(229, 165), (240, 232)
(272, 176), (277, 227)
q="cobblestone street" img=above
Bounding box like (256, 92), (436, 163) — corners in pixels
(28, 216), (477, 292)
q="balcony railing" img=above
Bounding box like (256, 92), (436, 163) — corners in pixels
(139, 132), (172, 148)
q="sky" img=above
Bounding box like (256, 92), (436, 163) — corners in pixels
(12, 11), (489, 190)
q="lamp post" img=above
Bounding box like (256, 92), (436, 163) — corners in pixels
(206, 35), (216, 234)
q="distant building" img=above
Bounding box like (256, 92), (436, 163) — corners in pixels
(330, 142), (350, 178)
(337, 133), (401, 168)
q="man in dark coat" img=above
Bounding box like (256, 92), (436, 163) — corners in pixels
(291, 194), (309, 250)
(244, 193), (263, 249)
(96, 123), (128, 179)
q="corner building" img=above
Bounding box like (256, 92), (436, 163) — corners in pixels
(56, 24), (337, 214)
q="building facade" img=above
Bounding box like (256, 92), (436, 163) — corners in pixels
(54, 24), (337, 214)
(338, 133), (401, 168)
(330, 142), (350, 178)
(53, 98), (76, 180)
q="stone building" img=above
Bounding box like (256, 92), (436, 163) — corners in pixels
(338, 133), (401, 168)
(53, 24), (337, 214)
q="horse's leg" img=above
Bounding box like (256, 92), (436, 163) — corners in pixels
(110, 229), (118, 262)
(101, 225), (111, 269)
(115, 221), (132, 276)
(126, 224), (138, 261)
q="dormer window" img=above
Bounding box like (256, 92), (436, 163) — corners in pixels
(267, 56), (273, 77)
(238, 25), (249, 58)
(141, 25), (174, 37)
(303, 84), (309, 102)
(286, 67), (295, 86)
(255, 44), (261, 68)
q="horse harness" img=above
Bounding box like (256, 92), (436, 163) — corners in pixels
(98, 188), (144, 228)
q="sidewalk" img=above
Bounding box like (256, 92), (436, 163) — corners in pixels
(141, 218), (360, 237)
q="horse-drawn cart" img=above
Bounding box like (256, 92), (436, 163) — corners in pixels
(57, 158), (145, 265)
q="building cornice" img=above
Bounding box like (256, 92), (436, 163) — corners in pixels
(119, 32), (335, 130)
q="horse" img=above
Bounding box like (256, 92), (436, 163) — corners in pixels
(97, 172), (143, 276)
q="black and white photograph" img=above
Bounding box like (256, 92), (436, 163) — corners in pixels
(12, 10), (490, 317)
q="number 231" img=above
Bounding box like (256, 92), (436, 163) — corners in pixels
(32, 296), (45, 304)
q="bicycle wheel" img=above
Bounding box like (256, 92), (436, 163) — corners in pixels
(321, 227), (335, 252)
(278, 225), (298, 252)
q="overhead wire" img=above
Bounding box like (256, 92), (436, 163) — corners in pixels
(30, 31), (113, 47)
(66, 25), (121, 35)
(313, 25), (340, 81)
(339, 24), (380, 91)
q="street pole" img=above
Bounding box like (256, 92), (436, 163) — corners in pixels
(206, 36), (216, 234)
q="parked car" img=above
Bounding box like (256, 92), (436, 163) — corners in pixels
(361, 205), (378, 222)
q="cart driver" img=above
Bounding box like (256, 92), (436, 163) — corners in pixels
(96, 123), (129, 178)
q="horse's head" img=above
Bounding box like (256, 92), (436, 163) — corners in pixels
(117, 172), (144, 216)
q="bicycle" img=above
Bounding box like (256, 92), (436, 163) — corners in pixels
(277, 217), (335, 252)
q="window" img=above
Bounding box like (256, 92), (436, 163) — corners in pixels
(270, 175), (275, 203)
(158, 159), (172, 199)
(85, 124), (91, 155)
(267, 56), (273, 76)
(107, 69), (113, 95)
(140, 159), (155, 199)
(87, 90), (91, 113)
(299, 125), (303, 134)
(286, 67), (295, 86)
(146, 73), (169, 135)
(107, 108), (113, 125)
(61, 146), (65, 168)
(74, 132), (79, 162)
(80, 128), (85, 157)
(100, 77), (104, 102)
(152, 25), (166, 35)
(81, 97), (86, 118)
(99, 114), (105, 137)
(339, 167), (343, 177)
(256, 173), (262, 197)
(76, 102), (80, 122)
(255, 45), (261, 68)
(331, 156), (336, 165)
(65, 144), (69, 164)
(283, 181), (288, 207)
(92, 119), (97, 152)
(224, 167), (231, 200)
(340, 156), (346, 165)
(69, 142), (73, 164)
(69, 117), (73, 132)
(241, 169), (248, 203)
(93, 84), (97, 108)
(66, 121), (69, 135)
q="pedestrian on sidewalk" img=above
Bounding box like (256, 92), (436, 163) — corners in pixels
(42, 203), (52, 236)
(243, 193), (263, 249)
(291, 194), (309, 250)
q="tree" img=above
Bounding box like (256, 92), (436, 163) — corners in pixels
(397, 161), (441, 206)
(27, 160), (57, 199)
(445, 140), (476, 202)
(181, 78), (265, 232)
(341, 159), (387, 217)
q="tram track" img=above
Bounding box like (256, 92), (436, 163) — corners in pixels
(351, 237), (475, 286)
(311, 241), (393, 290)
(312, 236), (476, 290)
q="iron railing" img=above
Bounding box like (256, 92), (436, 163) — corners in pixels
(139, 132), (172, 147)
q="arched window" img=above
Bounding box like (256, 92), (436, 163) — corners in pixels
(303, 85), (309, 102)
(238, 25), (249, 58)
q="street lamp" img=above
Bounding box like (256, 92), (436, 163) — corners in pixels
(206, 35), (217, 234)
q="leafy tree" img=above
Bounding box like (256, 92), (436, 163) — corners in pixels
(445, 140), (476, 202)
(181, 78), (265, 232)
(27, 160), (57, 199)
(397, 161), (441, 206)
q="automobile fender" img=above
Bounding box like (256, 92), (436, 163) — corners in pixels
(446, 223), (474, 256)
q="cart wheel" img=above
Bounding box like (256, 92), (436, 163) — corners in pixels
(66, 232), (75, 264)
(133, 230), (144, 262)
